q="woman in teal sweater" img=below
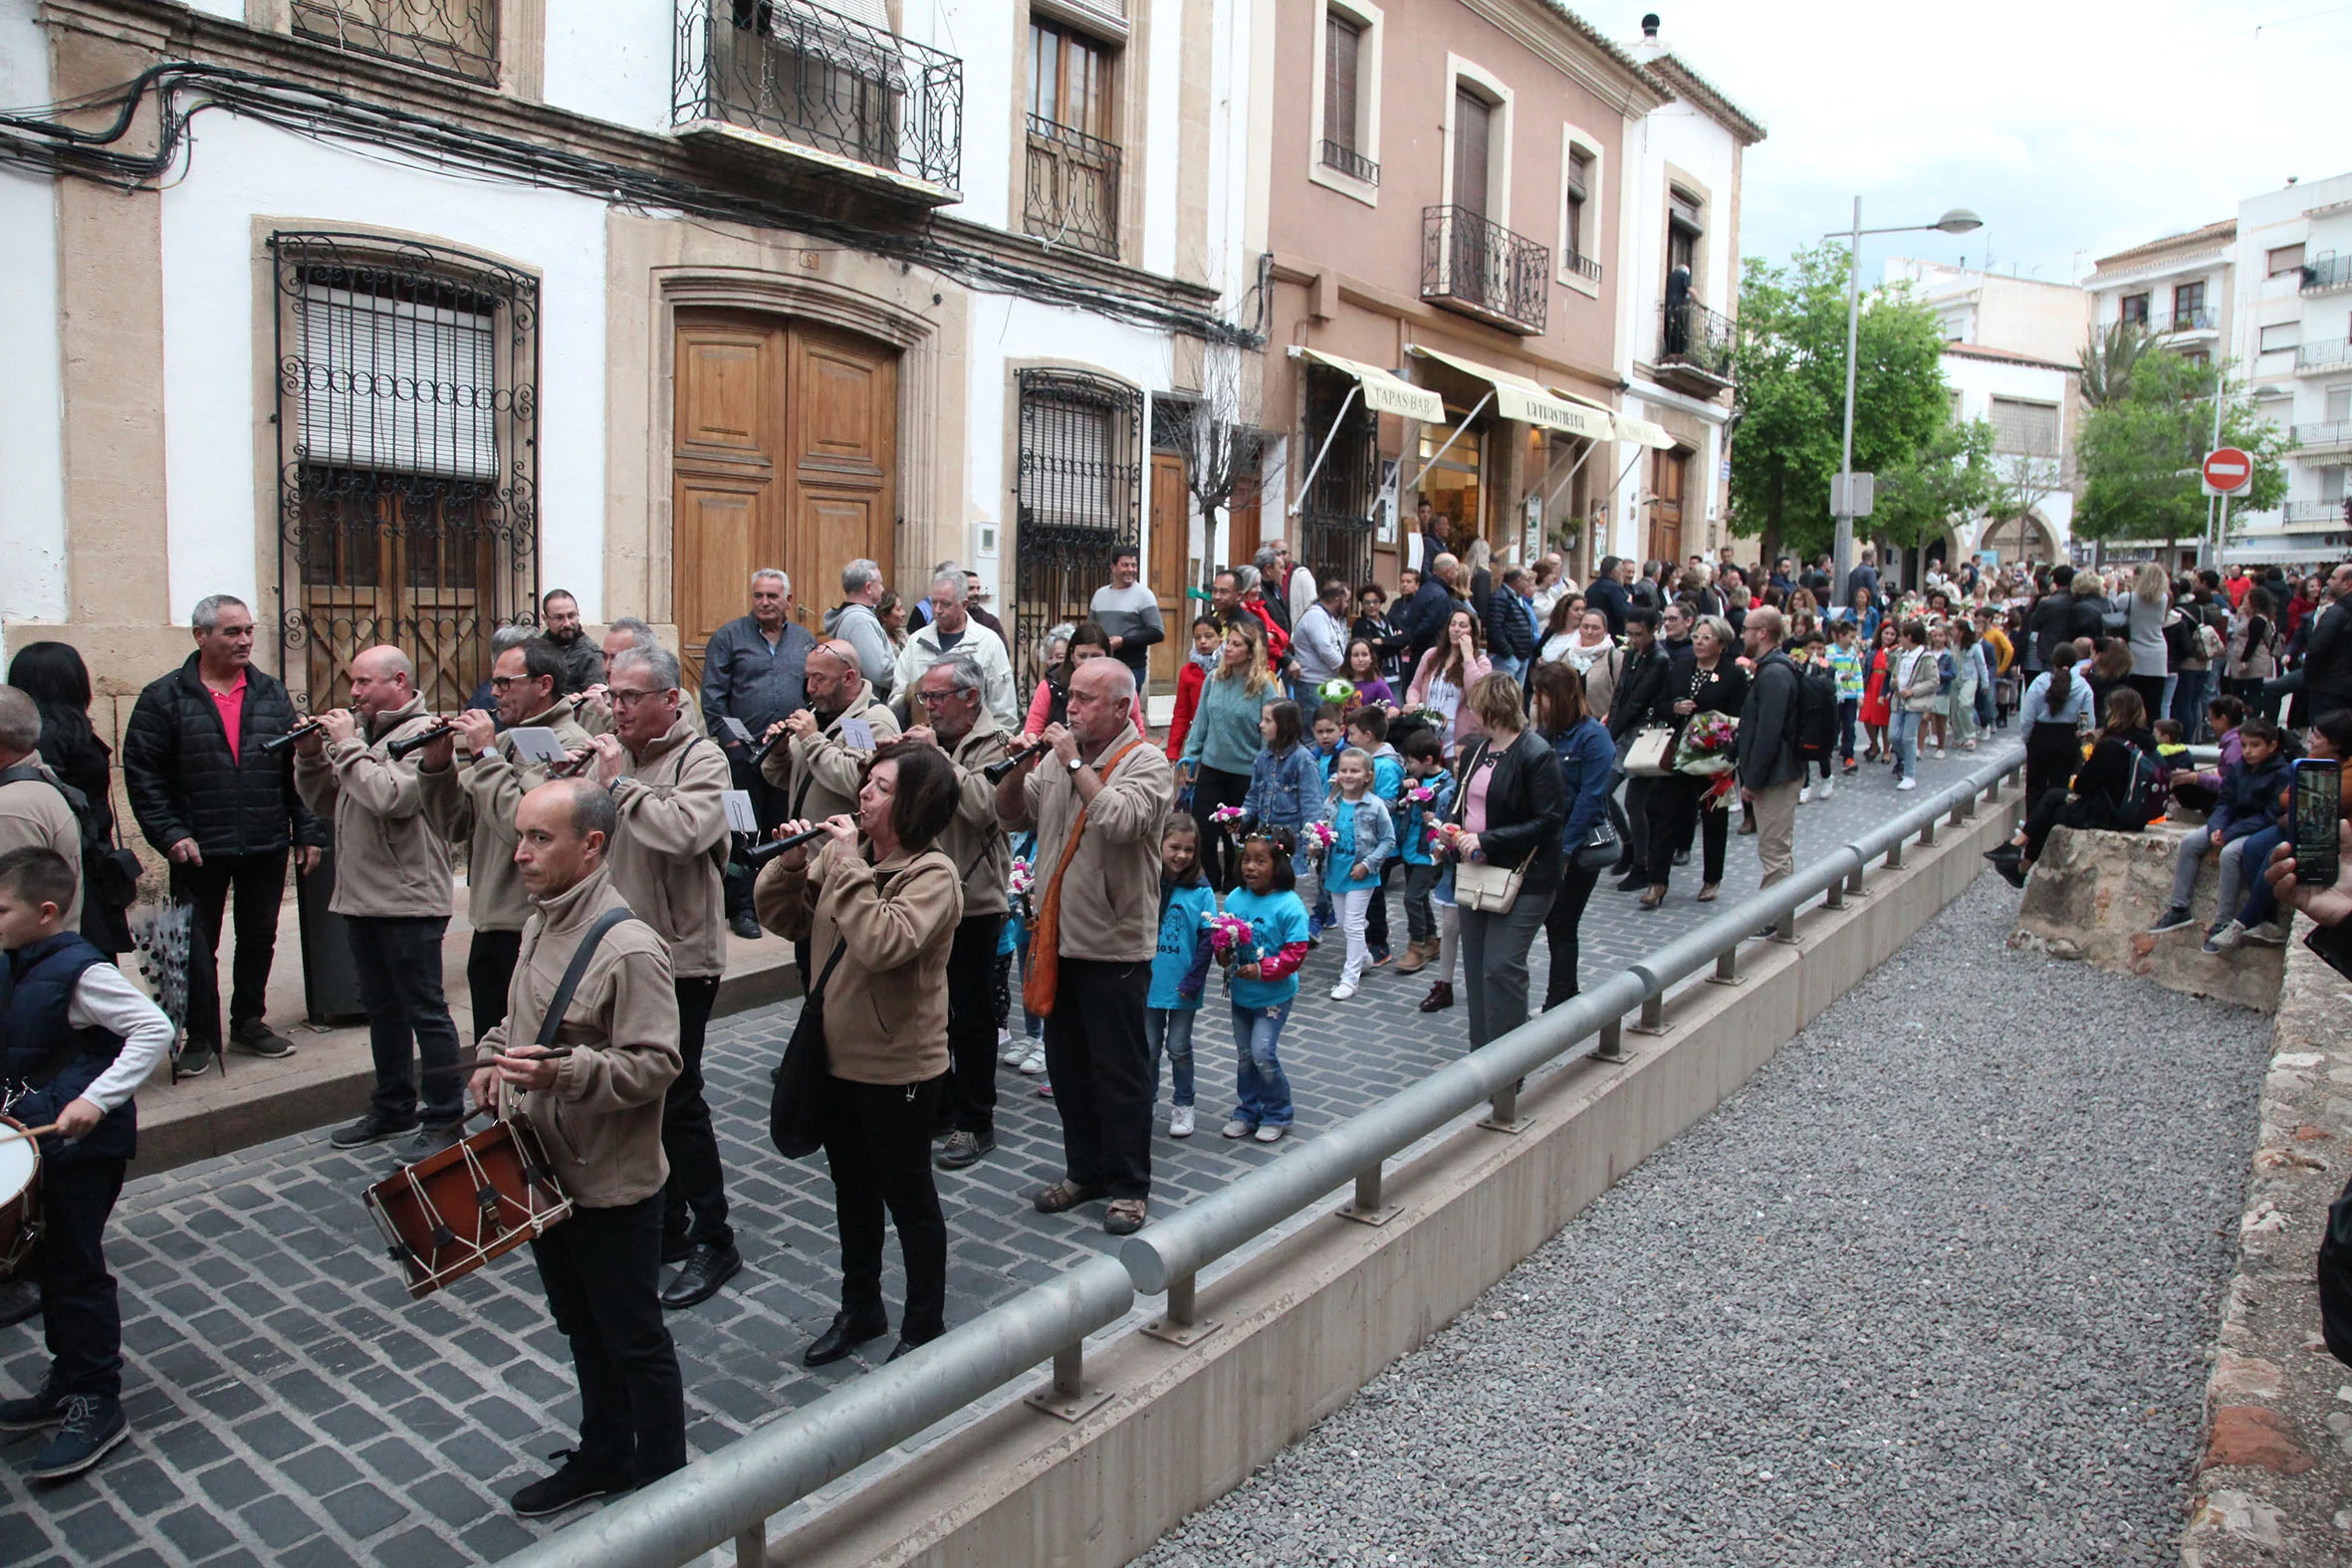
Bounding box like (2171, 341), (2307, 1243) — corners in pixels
(1180, 617), (1278, 890)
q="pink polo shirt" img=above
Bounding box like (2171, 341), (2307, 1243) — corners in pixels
(209, 673), (249, 763)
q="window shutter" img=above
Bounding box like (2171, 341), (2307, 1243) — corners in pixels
(1324, 14), (1360, 152)
(299, 285), (499, 481)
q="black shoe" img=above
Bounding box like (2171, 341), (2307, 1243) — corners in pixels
(0, 1376), (64, 1432)
(509, 1451), (630, 1517)
(2148, 905), (2196, 934)
(26, 1394), (127, 1479)
(396, 1122), (465, 1164)
(329, 1113), (418, 1150)
(803, 1308), (889, 1367)
(935, 1131), (994, 1171)
(885, 1327), (944, 1363)
(1613, 874), (1647, 893)
(1995, 857), (2028, 890)
(730, 910), (763, 941)
(1673, 849), (1691, 867)
(171, 1047), (213, 1079)
(227, 1018), (297, 1058)
(659, 1243), (742, 1310)
(661, 1232), (695, 1266)
(0, 1278), (41, 1332)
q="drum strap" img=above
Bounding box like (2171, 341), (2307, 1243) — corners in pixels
(537, 908), (640, 1049)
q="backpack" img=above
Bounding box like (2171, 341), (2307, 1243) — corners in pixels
(2112, 747), (2170, 827)
(0, 763), (140, 911)
(2320, 1172), (2352, 1366)
(2162, 611), (2199, 666)
(1792, 659), (1840, 765)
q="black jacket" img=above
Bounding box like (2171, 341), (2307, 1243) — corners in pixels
(1585, 576), (1632, 637)
(2304, 598), (2352, 712)
(122, 657), (327, 858)
(1398, 578), (1457, 664)
(1608, 643), (1677, 743)
(544, 629), (603, 695)
(1736, 649), (1806, 790)
(1456, 728), (1567, 896)
(1665, 655), (1750, 747)
(2024, 590), (2077, 672)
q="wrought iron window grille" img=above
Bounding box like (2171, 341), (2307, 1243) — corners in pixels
(1298, 364), (1380, 590)
(271, 232), (540, 714)
(1562, 249), (1602, 284)
(1657, 298), (1736, 384)
(1318, 138), (1379, 186)
(1024, 113), (1122, 260)
(674, 0), (963, 192)
(1012, 368), (1142, 689)
(2301, 254), (2352, 295)
(1421, 205), (1549, 335)
(292, 0), (499, 84)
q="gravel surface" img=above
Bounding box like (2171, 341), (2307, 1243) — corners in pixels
(1136, 875), (2272, 1568)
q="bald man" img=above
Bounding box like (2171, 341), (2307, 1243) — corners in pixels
(294, 646), (465, 1159)
(760, 639), (900, 984)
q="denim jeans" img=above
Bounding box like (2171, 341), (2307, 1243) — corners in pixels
(2171, 667), (2211, 740)
(1230, 1000), (1294, 1128)
(1146, 1007), (1197, 1108)
(1836, 698), (1859, 763)
(1889, 710), (1923, 780)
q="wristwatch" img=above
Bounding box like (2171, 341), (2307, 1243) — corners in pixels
(1065, 756), (1085, 774)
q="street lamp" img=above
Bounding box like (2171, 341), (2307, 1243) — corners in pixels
(1831, 200), (1983, 600)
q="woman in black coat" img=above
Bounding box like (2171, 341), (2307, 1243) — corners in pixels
(1447, 672), (1566, 1050)
(1642, 616), (1749, 909)
(6, 641), (128, 954)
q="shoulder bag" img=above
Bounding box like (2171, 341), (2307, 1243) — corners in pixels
(1621, 727), (1676, 778)
(1448, 739), (1535, 914)
(1023, 738), (1145, 1017)
(770, 939), (847, 1161)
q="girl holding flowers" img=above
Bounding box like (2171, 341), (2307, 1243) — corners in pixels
(1314, 749), (1397, 1001)
(1180, 616), (1278, 891)
(1216, 831), (1309, 1142)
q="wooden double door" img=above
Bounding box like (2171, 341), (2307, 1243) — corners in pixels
(672, 310), (898, 685)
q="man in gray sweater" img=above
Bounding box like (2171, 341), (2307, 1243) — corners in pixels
(1088, 547), (1165, 689)
(823, 559), (897, 703)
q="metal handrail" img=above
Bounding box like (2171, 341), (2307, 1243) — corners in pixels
(505, 749), (2021, 1568)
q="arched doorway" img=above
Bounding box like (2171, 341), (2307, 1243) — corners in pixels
(1978, 512), (2058, 568)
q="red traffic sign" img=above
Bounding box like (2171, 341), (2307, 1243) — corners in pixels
(2202, 447), (2252, 495)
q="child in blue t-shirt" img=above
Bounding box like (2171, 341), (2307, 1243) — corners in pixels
(1345, 707), (1405, 964)
(1391, 729), (1457, 973)
(1147, 817), (1215, 1139)
(1218, 830), (1310, 1142)
(1827, 618), (1864, 774)
(1316, 748), (1398, 1001)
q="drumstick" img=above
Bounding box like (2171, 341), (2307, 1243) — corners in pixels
(0, 1123), (60, 1144)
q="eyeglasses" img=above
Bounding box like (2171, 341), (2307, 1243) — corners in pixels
(913, 688), (971, 707)
(488, 675), (539, 690)
(607, 687), (667, 708)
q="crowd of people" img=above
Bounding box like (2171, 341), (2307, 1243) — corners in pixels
(3, 532), (2348, 1508)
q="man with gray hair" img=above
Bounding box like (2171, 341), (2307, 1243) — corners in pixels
(698, 569), (814, 938)
(824, 560), (896, 702)
(893, 567), (1017, 730)
(121, 593), (326, 1070)
(0, 688), (81, 932)
(294, 646), (465, 1158)
(463, 624), (540, 720)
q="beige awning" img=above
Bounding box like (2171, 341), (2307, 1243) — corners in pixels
(1552, 387), (1676, 449)
(1406, 345), (1615, 440)
(1290, 346), (1446, 423)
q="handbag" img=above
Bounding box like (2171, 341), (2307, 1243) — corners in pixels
(1573, 815), (1621, 872)
(1622, 726), (1676, 778)
(1447, 739), (1533, 914)
(770, 939), (847, 1161)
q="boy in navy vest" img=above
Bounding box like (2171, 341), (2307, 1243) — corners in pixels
(0, 846), (171, 1478)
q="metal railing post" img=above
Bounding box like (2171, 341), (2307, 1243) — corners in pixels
(1480, 1077), (1531, 1131)
(1769, 906), (1798, 944)
(1918, 815), (1938, 846)
(1629, 992), (1669, 1035)
(1337, 1161), (1401, 1227)
(1954, 790), (1975, 821)
(1847, 864), (1866, 899)
(1143, 1270), (1224, 1345)
(1026, 1336), (1112, 1422)
(737, 1524), (767, 1568)
(1886, 838), (1905, 867)
(1710, 943), (1742, 985)
(1593, 1015), (1629, 1063)
(1824, 875), (1845, 909)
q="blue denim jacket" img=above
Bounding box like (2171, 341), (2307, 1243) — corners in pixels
(1244, 744), (1320, 831)
(1318, 794), (1397, 893)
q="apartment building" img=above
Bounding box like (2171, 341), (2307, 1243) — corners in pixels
(2230, 172), (2352, 565)
(2085, 219), (2234, 367)
(0, 0), (1260, 704)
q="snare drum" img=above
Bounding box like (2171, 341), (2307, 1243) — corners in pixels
(0, 1116), (42, 1282)
(362, 1117), (571, 1299)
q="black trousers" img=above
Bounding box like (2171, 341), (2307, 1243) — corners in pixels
(1190, 766), (1252, 892)
(466, 929), (524, 1046)
(941, 914), (1007, 1138)
(1041, 957), (1154, 1201)
(1617, 775), (1654, 872)
(820, 1073), (948, 1340)
(1540, 861), (1603, 1009)
(530, 1194), (685, 1485)
(1648, 776), (1728, 888)
(40, 1153), (125, 1400)
(171, 849), (288, 1049)
(346, 915), (465, 1126)
(661, 977), (733, 1251)
(2023, 721), (2080, 814)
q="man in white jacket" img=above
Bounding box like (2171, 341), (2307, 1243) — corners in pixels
(893, 569), (1018, 731)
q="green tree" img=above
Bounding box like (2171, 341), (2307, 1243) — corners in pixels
(1873, 417), (1996, 552)
(2078, 320), (2161, 410)
(2074, 352), (2290, 554)
(1728, 243), (1954, 559)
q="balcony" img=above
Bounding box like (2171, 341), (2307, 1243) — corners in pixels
(1318, 139), (1380, 186)
(2282, 498), (2351, 530)
(2295, 420), (2352, 456)
(293, 0), (497, 84)
(1656, 298), (1737, 391)
(672, 0), (963, 203)
(2302, 254), (2352, 295)
(2163, 307), (2218, 334)
(2296, 337), (2352, 375)
(1562, 249), (1603, 285)
(1025, 114), (1121, 260)
(1420, 205), (1549, 335)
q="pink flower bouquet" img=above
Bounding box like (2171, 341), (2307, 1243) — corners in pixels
(1671, 711), (1740, 776)
(1008, 856), (1033, 899)
(1210, 803), (1248, 834)
(1302, 820), (1335, 857)
(1205, 912), (1255, 957)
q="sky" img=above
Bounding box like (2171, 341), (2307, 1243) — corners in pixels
(1627, 0), (2352, 285)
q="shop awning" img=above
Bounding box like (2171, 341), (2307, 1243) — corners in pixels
(1553, 387), (1676, 449)
(1405, 345), (1615, 440)
(1290, 346), (1446, 423)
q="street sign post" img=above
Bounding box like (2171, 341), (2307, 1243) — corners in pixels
(2201, 447), (2251, 497)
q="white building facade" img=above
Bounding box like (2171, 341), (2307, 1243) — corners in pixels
(2229, 173), (2352, 566)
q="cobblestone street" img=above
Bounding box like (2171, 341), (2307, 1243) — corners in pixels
(0, 742), (2016, 1566)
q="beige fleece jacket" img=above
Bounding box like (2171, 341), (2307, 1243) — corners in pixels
(603, 718), (730, 979)
(294, 693), (455, 919)
(419, 704), (594, 933)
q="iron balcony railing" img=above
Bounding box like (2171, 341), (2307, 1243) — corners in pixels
(2293, 419), (2352, 452)
(1562, 249), (1603, 284)
(293, 0), (498, 83)
(2296, 337), (2352, 373)
(2301, 253), (2352, 294)
(1421, 204), (1549, 335)
(2283, 498), (2351, 524)
(1024, 113), (1121, 259)
(1318, 138), (1380, 185)
(499, 749), (2027, 1568)
(673, 0), (964, 193)
(1658, 298), (1737, 384)
(2166, 307), (2217, 332)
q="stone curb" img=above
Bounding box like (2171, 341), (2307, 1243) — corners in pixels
(2183, 922), (2352, 1567)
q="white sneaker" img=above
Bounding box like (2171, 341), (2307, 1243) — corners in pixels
(1253, 1123), (1287, 1143)
(1169, 1105), (1195, 1138)
(1017, 1043), (1047, 1075)
(1221, 1118), (1253, 1139)
(1896, 777), (1918, 791)
(2241, 920), (2289, 947)
(1818, 774), (1836, 799)
(1000, 1031), (1026, 1065)
(1798, 785), (1813, 804)
(1328, 982), (1357, 1001)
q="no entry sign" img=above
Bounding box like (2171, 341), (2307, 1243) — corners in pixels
(2202, 447), (2252, 495)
